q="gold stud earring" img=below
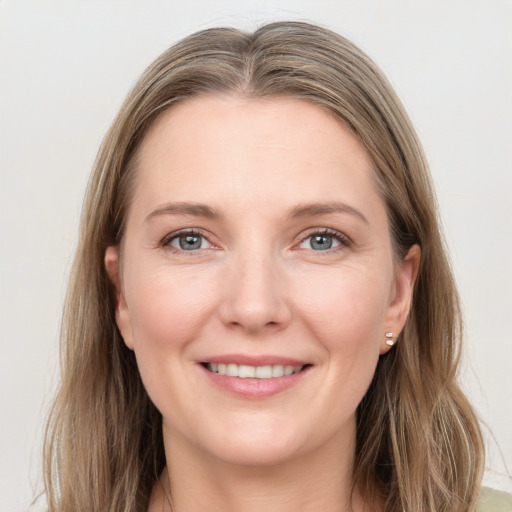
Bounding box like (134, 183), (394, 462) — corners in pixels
(385, 332), (395, 346)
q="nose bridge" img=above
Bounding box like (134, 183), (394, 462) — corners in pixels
(219, 242), (290, 333)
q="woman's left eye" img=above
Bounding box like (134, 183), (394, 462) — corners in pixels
(298, 230), (348, 251)
(164, 231), (213, 251)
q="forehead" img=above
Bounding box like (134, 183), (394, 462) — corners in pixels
(139, 95), (371, 167)
(130, 95), (384, 224)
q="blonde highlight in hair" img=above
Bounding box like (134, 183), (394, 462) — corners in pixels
(42, 22), (484, 512)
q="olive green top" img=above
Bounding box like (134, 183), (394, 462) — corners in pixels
(478, 487), (512, 511)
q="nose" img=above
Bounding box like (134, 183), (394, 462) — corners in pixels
(218, 252), (292, 335)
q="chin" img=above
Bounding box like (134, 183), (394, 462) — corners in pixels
(167, 412), (312, 468)
(208, 435), (306, 468)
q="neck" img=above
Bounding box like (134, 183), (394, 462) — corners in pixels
(150, 422), (366, 512)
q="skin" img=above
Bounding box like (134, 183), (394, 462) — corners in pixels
(105, 95), (420, 512)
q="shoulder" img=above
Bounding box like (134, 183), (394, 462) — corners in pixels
(478, 487), (512, 512)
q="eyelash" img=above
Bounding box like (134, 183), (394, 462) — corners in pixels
(296, 228), (352, 253)
(160, 228), (352, 253)
(161, 229), (214, 252)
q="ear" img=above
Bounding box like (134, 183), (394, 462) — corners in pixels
(380, 244), (421, 354)
(104, 246), (134, 350)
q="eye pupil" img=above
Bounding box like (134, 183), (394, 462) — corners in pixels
(179, 235), (202, 250)
(311, 235), (333, 250)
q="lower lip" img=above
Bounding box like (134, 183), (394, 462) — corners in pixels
(200, 365), (310, 399)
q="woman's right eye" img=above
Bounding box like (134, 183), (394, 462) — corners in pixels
(163, 231), (213, 251)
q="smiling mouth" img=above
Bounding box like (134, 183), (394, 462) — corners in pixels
(202, 363), (308, 379)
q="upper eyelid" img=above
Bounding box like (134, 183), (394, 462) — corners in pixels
(161, 228), (213, 246)
(159, 227), (351, 248)
(295, 227), (352, 245)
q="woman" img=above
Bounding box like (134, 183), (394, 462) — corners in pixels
(41, 21), (509, 512)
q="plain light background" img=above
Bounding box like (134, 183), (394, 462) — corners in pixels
(1, 1), (510, 510)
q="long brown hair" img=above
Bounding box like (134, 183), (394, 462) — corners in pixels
(42, 21), (484, 512)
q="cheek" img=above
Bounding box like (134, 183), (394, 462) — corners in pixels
(292, 264), (390, 394)
(122, 266), (221, 418)
(295, 264), (391, 344)
(125, 265), (218, 349)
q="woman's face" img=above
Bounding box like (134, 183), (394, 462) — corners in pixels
(106, 96), (418, 467)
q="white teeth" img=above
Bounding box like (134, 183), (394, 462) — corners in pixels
(238, 365), (256, 378)
(272, 365), (284, 377)
(226, 364), (238, 377)
(208, 363), (303, 378)
(255, 365), (272, 379)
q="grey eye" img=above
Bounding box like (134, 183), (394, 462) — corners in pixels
(310, 234), (334, 250)
(298, 232), (344, 251)
(171, 234), (206, 251)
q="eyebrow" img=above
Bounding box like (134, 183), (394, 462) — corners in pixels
(145, 202), (219, 222)
(289, 202), (369, 224)
(145, 201), (368, 224)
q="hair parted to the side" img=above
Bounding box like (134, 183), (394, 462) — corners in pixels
(41, 21), (484, 512)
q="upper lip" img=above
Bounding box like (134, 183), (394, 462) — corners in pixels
(199, 354), (310, 367)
